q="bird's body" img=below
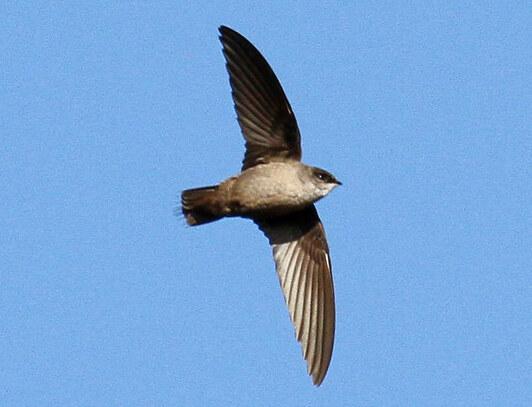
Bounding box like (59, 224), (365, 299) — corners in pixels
(183, 161), (338, 223)
(181, 26), (340, 385)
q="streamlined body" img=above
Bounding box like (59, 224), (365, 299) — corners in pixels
(181, 26), (340, 385)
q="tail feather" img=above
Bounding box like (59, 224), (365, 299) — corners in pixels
(181, 185), (223, 226)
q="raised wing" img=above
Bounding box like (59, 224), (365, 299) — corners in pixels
(219, 26), (302, 170)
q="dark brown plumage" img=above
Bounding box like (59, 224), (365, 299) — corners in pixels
(219, 26), (302, 170)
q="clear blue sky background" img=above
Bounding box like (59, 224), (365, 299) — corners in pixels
(1, 2), (530, 406)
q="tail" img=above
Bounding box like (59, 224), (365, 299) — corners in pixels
(181, 185), (224, 226)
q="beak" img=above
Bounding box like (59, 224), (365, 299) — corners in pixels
(335, 179), (342, 186)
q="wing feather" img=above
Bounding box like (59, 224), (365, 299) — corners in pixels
(256, 206), (335, 385)
(219, 26), (302, 169)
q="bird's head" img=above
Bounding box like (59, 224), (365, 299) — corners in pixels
(310, 167), (342, 196)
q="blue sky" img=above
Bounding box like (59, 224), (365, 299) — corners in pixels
(1, 2), (530, 406)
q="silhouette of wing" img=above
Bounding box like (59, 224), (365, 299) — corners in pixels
(256, 205), (335, 385)
(219, 26), (302, 170)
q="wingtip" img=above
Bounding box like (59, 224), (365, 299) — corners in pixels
(311, 371), (325, 386)
(218, 25), (225, 41)
(218, 25), (236, 45)
(310, 359), (328, 386)
(218, 25), (249, 44)
(218, 25), (235, 36)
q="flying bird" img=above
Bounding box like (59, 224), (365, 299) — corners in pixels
(181, 25), (340, 385)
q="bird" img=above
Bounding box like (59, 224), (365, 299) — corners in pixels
(181, 25), (340, 385)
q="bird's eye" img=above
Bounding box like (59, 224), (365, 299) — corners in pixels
(315, 171), (330, 182)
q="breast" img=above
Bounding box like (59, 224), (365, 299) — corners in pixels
(229, 162), (315, 214)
